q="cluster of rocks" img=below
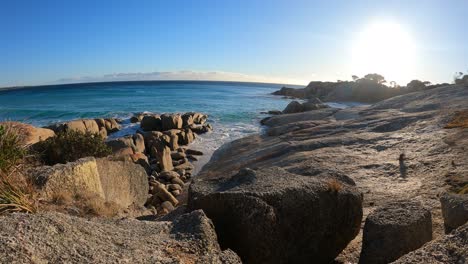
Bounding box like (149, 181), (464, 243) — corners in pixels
(106, 112), (212, 216)
(47, 117), (122, 138)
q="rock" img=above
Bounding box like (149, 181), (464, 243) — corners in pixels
(283, 101), (304, 114)
(151, 182), (178, 206)
(171, 190), (181, 196)
(114, 147), (134, 156)
(171, 176), (185, 186)
(359, 200), (432, 264)
(267, 110), (283, 115)
(140, 115), (162, 131)
(0, 210), (242, 263)
(161, 114), (183, 131)
(98, 126), (107, 138)
(132, 133), (145, 153)
(178, 128), (195, 145)
(174, 161), (194, 171)
(82, 119), (100, 134)
(440, 192), (468, 233)
(130, 113), (145, 123)
(94, 118), (106, 129)
(0, 122), (55, 146)
(189, 167), (363, 263)
(167, 184), (183, 191)
(393, 223), (468, 264)
(153, 138), (173, 171)
(104, 118), (121, 133)
(159, 170), (180, 180)
(191, 112), (208, 124)
(161, 201), (175, 213)
(187, 155), (198, 161)
(129, 152), (150, 173)
(186, 149), (204, 156)
(106, 136), (136, 153)
(32, 157), (148, 208)
(171, 152), (187, 160)
(167, 134), (179, 150)
(182, 113), (194, 127)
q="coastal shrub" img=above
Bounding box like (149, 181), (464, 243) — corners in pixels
(0, 124), (26, 173)
(0, 171), (37, 215)
(33, 130), (112, 165)
(46, 190), (120, 217)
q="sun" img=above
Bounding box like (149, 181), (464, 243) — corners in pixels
(351, 21), (417, 85)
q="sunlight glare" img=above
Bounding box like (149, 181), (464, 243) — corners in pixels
(352, 22), (417, 85)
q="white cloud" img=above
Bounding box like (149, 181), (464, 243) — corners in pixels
(55, 70), (307, 85)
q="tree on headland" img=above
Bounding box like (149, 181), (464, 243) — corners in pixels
(352, 75), (359, 82)
(454, 71), (468, 86)
(363, 73), (386, 84)
(406, 80), (427, 91)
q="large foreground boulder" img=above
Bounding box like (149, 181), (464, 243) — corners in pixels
(0, 210), (241, 263)
(189, 167), (363, 264)
(440, 192), (468, 233)
(359, 201), (432, 264)
(32, 157), (148, 208)
(0, 122), (55, 146)
(393, 222), (468, 263)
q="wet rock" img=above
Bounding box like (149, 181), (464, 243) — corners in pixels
(283, 101), (304, 114)
(440, 192), (468, 233)
(359, 201), (432, 264)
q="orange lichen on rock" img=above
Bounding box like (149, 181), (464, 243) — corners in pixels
(445, 110), (468, 129)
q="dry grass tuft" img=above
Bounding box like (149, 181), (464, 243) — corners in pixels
(445, 110), (468, 129)
(45, 190), (121, 217)
(326, 178), (343, 193)
(0, 170), (38, 215)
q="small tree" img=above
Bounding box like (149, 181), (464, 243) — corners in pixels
(407, 80), (427, 91)
(363, 73), (386, 84)
(352, 75), (359, 82)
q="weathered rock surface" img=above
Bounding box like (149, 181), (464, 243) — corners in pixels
(440, 192), (468, 233)
(359, 201), (432, 264)
(190, 85), (468, 263)
(48, 118), (120, 136)
(32, 157), (148, 208)
(0, 210), (241, 264)
(161, 114), (183, 130)
(141, 114), (162, 131)
(0, 121), (55, 145)
(393, 222), (468, 264)
(190, 167), (363, 263)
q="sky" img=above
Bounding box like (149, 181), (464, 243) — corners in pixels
(1, 0), (467, 87)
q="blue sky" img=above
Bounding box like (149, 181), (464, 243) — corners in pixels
(1, 0), (467, 87)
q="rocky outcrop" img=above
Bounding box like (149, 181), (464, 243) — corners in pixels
(47, 118), (121, 137)
(141, 114), (162, 131)
(32, 157), (148, 208)
(440, 192), (468, 233)
(0, 121), (55, 146)
(190, 85), (468, 263)
(393, 223), (468, 263)
(359, 201), (432, 264)
(0, 210), (241, 263)
(282, 98), (329, 114)
(161, 114), (183, 130)
(106, 133), (145, 154)
(189, 167), (363, 263)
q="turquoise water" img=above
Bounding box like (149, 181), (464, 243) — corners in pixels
(0, 81), (296, 167)
(0, 81), (294, 127)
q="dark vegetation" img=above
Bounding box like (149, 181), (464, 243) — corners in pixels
(33, 130), (112, 165)
(273, 73), (454, 103)
(0, 124), (37, 215)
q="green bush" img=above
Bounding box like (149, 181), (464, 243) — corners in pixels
(0, 125), (26, 173)
(33, 130), (112, 165)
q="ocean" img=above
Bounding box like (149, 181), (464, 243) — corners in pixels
(0, 81), (299, 170)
